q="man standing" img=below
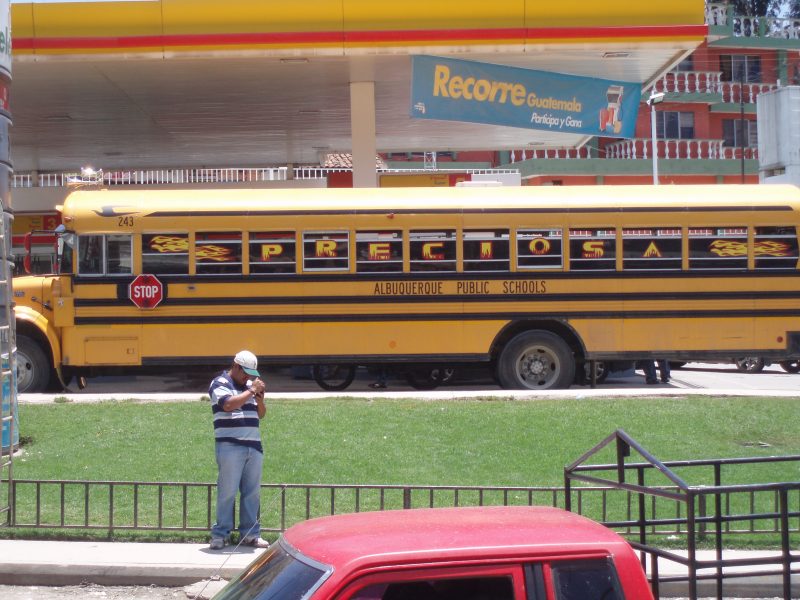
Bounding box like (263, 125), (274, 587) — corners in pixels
(209, 350), (269, 549)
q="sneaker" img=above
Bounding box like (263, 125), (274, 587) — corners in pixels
(661, 378), (670, 383)
(369, 382), (387, 389)
(645, 379), (658, 385)
(209, 537), (225, 550)
(241, 536), (270, 548)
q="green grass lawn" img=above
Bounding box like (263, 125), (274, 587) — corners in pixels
(6, 395), (800, 542)
(13, 395), (800, 486)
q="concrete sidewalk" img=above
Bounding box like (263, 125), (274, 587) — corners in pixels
(0, 539), (797, 597)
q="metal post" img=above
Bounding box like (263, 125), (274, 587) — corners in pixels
(739, 74), (746, 183)
(650, 102), (659, 185)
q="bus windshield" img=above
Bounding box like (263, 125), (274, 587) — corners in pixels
(58, 231), (75, 275)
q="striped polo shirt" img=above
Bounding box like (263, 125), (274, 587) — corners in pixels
(209, 370), (263, 453)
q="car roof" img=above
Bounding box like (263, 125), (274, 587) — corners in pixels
(283, 506), (628, 570)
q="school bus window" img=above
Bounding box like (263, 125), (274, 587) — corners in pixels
(196, 232), (242, 275)
(303, 231), (349, 272)
(409, 230), (457, 272)
(569, 228), (616, 271)
(622, 228), (682, 271)
(77, 235), (104, 275)
(250, 231), (296, 275)
(754, 226), (799, 270)
(517, 229), (563, 270)
(356, 231), (403, 273)
(463, 229), (510, 272)
(106, 235), (133, 275)
(142, 233), (190, 275)
(689, 227), (748, 270)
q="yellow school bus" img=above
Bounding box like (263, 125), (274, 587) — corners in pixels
(12, 184), (800, 392)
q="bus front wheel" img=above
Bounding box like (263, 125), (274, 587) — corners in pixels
(497, 331), (575, 390)
(16, 335), (50, 393)
(312, 365), (356, 391)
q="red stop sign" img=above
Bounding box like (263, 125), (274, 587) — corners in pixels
(129, 274), (164, 309)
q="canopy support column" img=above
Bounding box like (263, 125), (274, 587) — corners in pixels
(350, 80), (377, 188)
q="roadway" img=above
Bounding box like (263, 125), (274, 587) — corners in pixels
(31, 361), (800, 397)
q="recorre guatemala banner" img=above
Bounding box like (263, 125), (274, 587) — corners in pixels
(410, 55), (641, 138)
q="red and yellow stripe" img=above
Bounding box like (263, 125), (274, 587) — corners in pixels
(12, 0), (706, 56)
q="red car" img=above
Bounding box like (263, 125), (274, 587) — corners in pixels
(213, 505), (654, 600)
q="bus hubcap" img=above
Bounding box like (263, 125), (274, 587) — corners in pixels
(519, 347), (560, 387)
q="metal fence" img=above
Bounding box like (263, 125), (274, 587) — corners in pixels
(7, 477), (800, 539)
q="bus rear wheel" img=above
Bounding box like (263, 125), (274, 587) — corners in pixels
(16, 335), (50, 393)
(779, 360), (800, 373)
(312, 365), (356, 391)
(496, 331), (575, 390)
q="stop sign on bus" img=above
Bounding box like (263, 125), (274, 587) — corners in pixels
(129, 274), (164, 309)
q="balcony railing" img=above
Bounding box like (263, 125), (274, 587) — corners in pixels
(707, 2), (800, 39)
(509, 146), (597, 163)
(605, 138), (758, 161)
(652, 71), (778, 103)
(12, 166), (519, 189)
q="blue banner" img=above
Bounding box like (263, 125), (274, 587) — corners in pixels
(410, 55), (641, 138)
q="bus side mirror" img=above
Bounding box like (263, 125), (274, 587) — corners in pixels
(23, 232), (32, 274)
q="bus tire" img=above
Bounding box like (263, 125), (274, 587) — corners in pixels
(734, 357), (765, 373)
(779, 360), (800, 374)
(496, 330), (575, 390)
(312, 365), (356, 391)
(405, 367), (455, 390)
(16, 335), (50, 393)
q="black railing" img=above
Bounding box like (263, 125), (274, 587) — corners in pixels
(6, 477), (800, 541)
(565, 430), (800, 600)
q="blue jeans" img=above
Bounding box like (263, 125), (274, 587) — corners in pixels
(212, 442), (264, 540)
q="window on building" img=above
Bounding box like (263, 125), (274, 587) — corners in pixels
(250, 231), (296, 275)
(655, 111), (695, 139)
(195, 232), (242, 275)
(720, 54), (762, 83)
(675, 56), (694, 72)
(356, 231), (403, 273)
(722, 119), (758, 147)
(142, 233), (189, 275)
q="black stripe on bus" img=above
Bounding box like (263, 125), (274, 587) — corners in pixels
(141, 353), (490, 366)
(143, 205), (795, 218)
(73, 289), (800, 308)
(73, 269), (800, 287)
(74, 308), (800, 326)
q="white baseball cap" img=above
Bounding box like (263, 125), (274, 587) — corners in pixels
(234, 350), (260, 377)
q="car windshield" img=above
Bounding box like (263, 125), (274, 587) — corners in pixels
(213, 540), (329, 600)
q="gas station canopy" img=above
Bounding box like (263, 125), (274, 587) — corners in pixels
(9, 0), (706, 172)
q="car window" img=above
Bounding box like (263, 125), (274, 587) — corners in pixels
(349, 576), (514, 600)
(550, 559), (623, 600)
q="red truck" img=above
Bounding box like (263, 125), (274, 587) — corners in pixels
(212, 505), (654, 600)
